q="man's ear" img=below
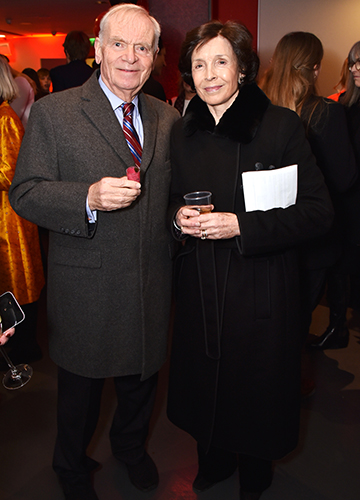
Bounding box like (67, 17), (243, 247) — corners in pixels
(94, 38), (102, 65)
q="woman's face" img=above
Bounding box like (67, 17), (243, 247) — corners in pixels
(350, 54), (360, 87)
(191, 35), (242, 121)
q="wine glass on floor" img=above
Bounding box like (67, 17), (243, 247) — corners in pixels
(0, 346), (33, 389)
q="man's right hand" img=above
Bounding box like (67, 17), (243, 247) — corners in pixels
(88, 176), (141, 211)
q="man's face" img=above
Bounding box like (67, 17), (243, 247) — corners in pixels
(95, 11), (156, 101)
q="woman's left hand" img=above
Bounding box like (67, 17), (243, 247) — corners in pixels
(197, 212), (240, 240)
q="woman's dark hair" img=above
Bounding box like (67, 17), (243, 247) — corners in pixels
(22, 67), (41, 89)
(63, 31), (90, 61)
(178, 20), (259, 89)
(37, 68), (50, 79)
(23, 67), (47, 100)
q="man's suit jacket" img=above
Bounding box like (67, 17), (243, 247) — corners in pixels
(9, 71), (180, 380)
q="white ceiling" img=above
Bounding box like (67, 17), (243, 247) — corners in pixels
(0, 0), (111, 37)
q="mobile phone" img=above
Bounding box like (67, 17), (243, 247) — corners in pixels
(0, 292), (25, 333)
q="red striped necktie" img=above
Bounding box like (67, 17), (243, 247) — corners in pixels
(121, 102), (142, 169)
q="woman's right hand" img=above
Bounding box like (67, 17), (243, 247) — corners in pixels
(175, 205), (213, 237)
(176, 206), (240, 240)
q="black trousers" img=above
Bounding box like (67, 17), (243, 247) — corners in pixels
(197, 444), (273, 492)
(53, 366), (158, 481)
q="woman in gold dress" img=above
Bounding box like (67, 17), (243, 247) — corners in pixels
(0, 56), (45, 364)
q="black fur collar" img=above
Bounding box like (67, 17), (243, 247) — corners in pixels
(183, 83), (270, 144)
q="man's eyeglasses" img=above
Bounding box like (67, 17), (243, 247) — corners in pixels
(349, 59), (360, 71)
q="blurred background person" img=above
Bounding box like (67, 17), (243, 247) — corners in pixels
(50, 30), (93, 92)
(0, 54), (35, 128)
(37, 68), (52, 94)
(172, 76), (196, 116)
(22, 67), (48, 100)
(142, 36), (167, 101)
(0, 56), (45, 369)
(260, 32), (357, 352)
(335, 42), (360, 317)
(328, 58), (349, 102)
(340, 41), (360, 184)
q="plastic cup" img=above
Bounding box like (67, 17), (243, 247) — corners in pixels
(183, 191), (212, 213)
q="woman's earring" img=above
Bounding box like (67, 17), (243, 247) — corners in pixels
(238, 74), (245, 84)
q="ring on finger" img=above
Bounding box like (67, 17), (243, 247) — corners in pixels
(201, 229), (207, 240)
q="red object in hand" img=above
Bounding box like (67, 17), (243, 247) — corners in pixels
(126, 167), (141, 182)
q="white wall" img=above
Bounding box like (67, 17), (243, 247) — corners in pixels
(258, 0), (360, 96)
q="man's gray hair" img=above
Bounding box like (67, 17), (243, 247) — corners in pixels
(98, 3), (161, 54)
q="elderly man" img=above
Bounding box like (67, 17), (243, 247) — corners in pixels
(9, 4), (179, 500)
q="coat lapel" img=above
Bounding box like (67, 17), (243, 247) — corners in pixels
(138, 93), (159, 175)
(79, 74), (159, 175)
(79, 72), (134, 171)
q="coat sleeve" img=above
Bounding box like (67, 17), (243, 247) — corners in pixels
(237, 109), (334, 256)
(9, 99), (93, 238)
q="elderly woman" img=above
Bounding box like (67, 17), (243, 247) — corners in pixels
(0, 56), (45, 365)
(167, 21), (333, 500)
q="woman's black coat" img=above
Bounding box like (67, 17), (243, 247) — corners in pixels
(167, 84), (333, 460)
(299, 96), (357, 271)
(340, 97), (360, 245)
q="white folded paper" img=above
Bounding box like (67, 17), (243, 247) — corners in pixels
(242, 164), (298, 212)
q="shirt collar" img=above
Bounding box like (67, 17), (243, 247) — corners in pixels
(98, 74), (139, 112)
